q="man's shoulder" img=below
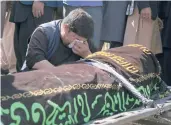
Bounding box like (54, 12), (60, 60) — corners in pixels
(39, 20), (61, 35)
(39, 20), (62, 28)
(38, 20), (62, 47)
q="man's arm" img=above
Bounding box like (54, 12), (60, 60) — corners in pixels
(32, 60), (54, 70)
(26, 27), (55, 70)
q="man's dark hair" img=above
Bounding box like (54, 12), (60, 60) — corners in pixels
(62, 8), (94, 40)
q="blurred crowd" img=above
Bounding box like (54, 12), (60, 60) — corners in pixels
(1, 1), (171, 85)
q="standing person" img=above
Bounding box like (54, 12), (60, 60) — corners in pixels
(63, 1), (103, 51)
(1, 1), (12, 38)
(23, 8), (94, 71)
(124, 1), (162, 54)
(101, 1), (129, 48)
(1, 1), (8, 74)
(1, 1), (16, 74)
(9, 1), (62, 72)
(1, 1), (6, 38)
(158, 1), (171, 86)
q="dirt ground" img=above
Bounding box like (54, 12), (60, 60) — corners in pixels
(129, 114), (171, 125)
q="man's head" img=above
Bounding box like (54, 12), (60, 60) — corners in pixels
(61, 8), (94, 46)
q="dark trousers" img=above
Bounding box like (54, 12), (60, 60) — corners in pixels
(110, 41), (123, 48)
(157, 48), (171, 86)
(13, 6), (55, 72)
(163, 48), (171, 86)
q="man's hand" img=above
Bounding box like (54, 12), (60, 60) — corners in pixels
(72, 41), (92, 58)
(33, 60), (54, 70)
(32, 1), (44, 18)
(140, 7), (152, 21)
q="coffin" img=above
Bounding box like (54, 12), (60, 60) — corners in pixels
(1, 44), (167, 125)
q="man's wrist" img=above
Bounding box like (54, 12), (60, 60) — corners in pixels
(83, 50), (92, 58)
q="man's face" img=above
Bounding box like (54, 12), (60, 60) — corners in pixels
(62, 24), (87, 46)
(61, 24), (91, 58)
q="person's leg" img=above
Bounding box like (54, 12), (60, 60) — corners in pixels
(163, 48), (171, 86)
(1, 1), (6, 38)
(110, 41), (123, 48)
(14, 23), (23, 72)
(83, 6), (103, 51)
(156, 53), (164, 79)
(17, 6), (55, 71)
(54, 7), (63, 19)
(18, 21), (33, 68)
(63, 4), (75, 17)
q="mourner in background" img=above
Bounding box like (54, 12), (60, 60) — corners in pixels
(101, 1), (129, 48)
(124, 1), (162, 55)
(1, 1), (16, 75)
(158, 1), (171, 86)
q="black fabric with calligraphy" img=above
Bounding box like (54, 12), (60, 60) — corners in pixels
(1, 45), (165, 125)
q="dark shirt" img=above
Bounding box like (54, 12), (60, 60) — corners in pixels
(26, 22), (81, 69)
